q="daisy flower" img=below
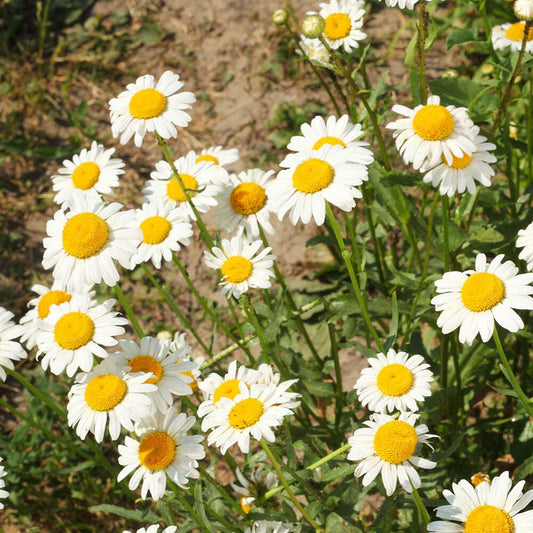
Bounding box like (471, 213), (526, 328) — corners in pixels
(42, 193), (142, 292)
(123, 526), (176, 533)
(52, 141), (124, 208)
(203, 236), (276, 299)
(130, 198), (193, 269)
(267, 144), (370, 226)
(244, 521), (295, 533)
(386, 94), (476, 170)
(0, 458), (8, 509)
(298, 36), (330, 66)
(117, 409), (205, 500)
(515, 0), (533, 21)
(212, 168), (276, 238)
(231, 466), (278, 514)
(198, 360), (261, 422)
(378, 0), (419, 9)
(193, 145), (239, 185)
(318, 0), (367, 53)
(492, 22), (533, 53)
(347, 412), (437, 496)
(109, 70), (195, 148)
(256, 363), (301, 409)
(201, 382), (300, 454)
(0, 307), (26, 382)
(427, 471), (533, 532)
(37, 294), (127, 377)
(143, 151), (221, 220)
(67, 358), (156, 443)
(517, 221), (533, 271)
(421, 126), (497, 196)
(431, 253), (533, 345)
(287, 114), (374, 165)
(111, 336), (196, 413)
(353, 349), (433, 413)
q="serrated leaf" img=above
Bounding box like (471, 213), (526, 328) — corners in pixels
(319, 464), (355, 483)
(89, 504), (160, 523)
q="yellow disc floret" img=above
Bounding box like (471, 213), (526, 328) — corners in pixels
(38, 290), (71, 319)
(412, 105), (455, 141)
(313, 136), (346, 150)
(62, 212), (109, 258)
(140, 216), (172, 244)
(221, 256), (253, 283)
(464, 505), (514, 533)
(85, 374), (127, 411)
(166, 174), (198, 202)
(138, 431), (176, 471)
(461, 272), (505, 312)
(71, 162), (101, 190)
(230, 182), (267, 215)
(324, 13), (352, 41)
(54, 311), (94, 350)
(292, 158), (334, 193)
(505, 21), (533, 42)
(129, 88), (167, 119)
(373, 420), (418, 464)
(376, 364), (414, 396)
(228, 398), (264, 429)
(196, 154), (219, 165)
(214, 378), (244, 404)
(443, 151), (473, 169)
(128, 355), (163, 384)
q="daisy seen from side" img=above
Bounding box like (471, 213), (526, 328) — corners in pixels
(37, 294), (127, 377)
(427, 471), (533, 532)
(347, 412), (437, 496)
(203, 236), (276, 299)
(130, 198), (193, 269)
(200, 382), (300, 454)
(0, 307), (26, 382)
(231, 466), (279, 514)
(515, 0), (533, 21)
(318, 0), (367, 53)
(143, 151), (221, 220)
(353, 348), (433, 413)
(431, 253), (533, 345)
(117, 409), (205, 500)
(111, 336), (195, 414)
(67, 358), (156, 443)
(298, 36), (330, 66)
(492, 22), (533, 53)
(517, 221), (533, 271)
(421, 125), (497, 196)
(212, 168), (276, 238)
(166, 331), (203, 392)
(0, 458), (8, 509)
(42, 193), (142, 292)
(267, 144), (370, 226)
(52, 141), (124, 208)
(386, 94), (476, 170)
(109, 70), (195, 148)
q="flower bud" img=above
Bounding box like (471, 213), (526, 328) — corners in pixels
(514, 0), (533, 21)
(272, 8), (288, 25)
(301, 13), (325, 39)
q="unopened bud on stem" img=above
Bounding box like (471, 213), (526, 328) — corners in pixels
(301, 13), (325, 39)
(272, 8), (288, 25)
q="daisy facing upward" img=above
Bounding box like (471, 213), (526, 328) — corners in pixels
(318, 0), (367, 53)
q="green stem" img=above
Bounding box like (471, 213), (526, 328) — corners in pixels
(114, 283), (144, 338)
(260, 439), (323, 532)
(171, 484), (210, 532)
(326, 309), (344, 429)
(241, 294), (271, 364)
(440, 334), (449, 389)
(410, 484), (430, 526)
(416, 0), (429, 104)
(441, 195), (450, 272)
(198, 465), (246, 517)
(360, 193), (386, 287)
(326, 204), (385, 351)
(493, 327), (533, 417)
(528, 76), (532, 186)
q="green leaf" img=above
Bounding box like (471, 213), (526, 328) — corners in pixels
(319, 464), (355, 483)
(89, 504), (160, 523)
(446, 28), (477, 51)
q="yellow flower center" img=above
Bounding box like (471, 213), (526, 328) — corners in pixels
(84, 374), (127, 411)
(140, 216), (171, 244)
(324, 13), (352, 41)
(166, 174), (198, 202)
(412, 105), (455, 141)
(71, 162), (101, 190)
(292, 158), (334, 194)
(240, 496), (252, 514)
(443, 150), (473, 169)
(464, 505), (514, 533)
(228, 398), (264, 429)
(38, 290), (71, 319)
(213, 378), (243, 404)
(376, 364), (414, 396)
(505, 22), (533, 42)
(312, 136), (346, 150)
(54, 311), (94, 350)
(62, 212), (109, 258)
(196, 154), (219, 165)
(471, 473), (491, 487)
(229, 182), (267, 215)
(128, 355), (163, 384)
(181, 370), (199, 392)
(128, 88), (167, 119)
(221, 256), (253, 283)
(461, 272), (505, 312)
(138, 431), (176, 471)
(373, 420), (418, 464)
